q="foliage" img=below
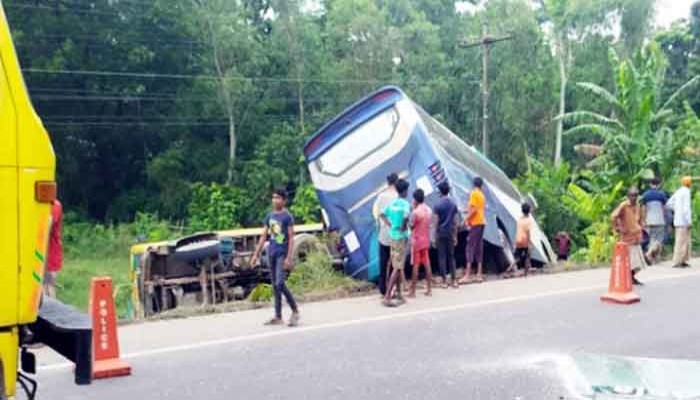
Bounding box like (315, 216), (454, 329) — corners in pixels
(514, 160), (580, 241)
(290, 184), (321, 224)
(246, 251), (359, 303)
(563, 43), (699, 190)
(247, 283), (273, 302)
(286, 251), (358, 294)
(562, 181), (624, 264)
(187, 183), (251, 232)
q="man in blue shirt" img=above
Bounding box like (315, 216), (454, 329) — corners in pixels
(641, 177), (668, 263)
(380, 179), (411, 307)
(251, 188), (300, 327)
(432, 181), (458, 288)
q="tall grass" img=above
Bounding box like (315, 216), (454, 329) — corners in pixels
(57, 213), (181, 318)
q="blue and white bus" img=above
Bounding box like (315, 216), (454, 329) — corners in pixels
(303, 86), (554, 280)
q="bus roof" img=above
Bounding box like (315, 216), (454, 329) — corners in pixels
(303, 85), (405, 162)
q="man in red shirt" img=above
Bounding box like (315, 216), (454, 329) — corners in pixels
(44, 199), (63, 298)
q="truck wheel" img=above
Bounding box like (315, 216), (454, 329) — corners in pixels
(292, 234), (329, 264)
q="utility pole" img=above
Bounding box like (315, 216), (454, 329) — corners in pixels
(460, 22), (513, 157)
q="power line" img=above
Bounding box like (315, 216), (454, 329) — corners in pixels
(23, 68), (391, 84)
(6, 2), (129, 18)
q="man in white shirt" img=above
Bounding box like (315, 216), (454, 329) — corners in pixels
(372, 173), (398, 294)
(667, 176), (693, 268)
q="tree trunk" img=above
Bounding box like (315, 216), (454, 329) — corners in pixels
(227, 112), (236, 184)
(554, 41), (567, 167)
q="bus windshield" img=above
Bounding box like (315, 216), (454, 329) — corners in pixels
(317, 107), (399, 176)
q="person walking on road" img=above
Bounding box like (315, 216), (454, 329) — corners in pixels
(667, 176), (693, 268)
(611, 187), (647, 285)
(409, 189), (433, 297)
(460, 177), (486, 284)
(250, 188), (300, 327)
(641, 177), (668, 264)
(44, 199), (64, 298)
(503, 203), (533, 278)
(372, 173), (398, 295)
(432, 181), (458, 288)
(380, 179), (411, 307)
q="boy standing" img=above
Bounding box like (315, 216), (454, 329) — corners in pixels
(251, 188), (300, 327)
(372, 173), (398, 295)
(380, 179), (411, 307)
(409, 189), (433, 297)
(504, 203), (533, 278)
(433, 181), (458, 288)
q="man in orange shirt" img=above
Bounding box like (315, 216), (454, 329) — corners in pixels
(460, 177), (486, 284)
(611, 187), (647, 285)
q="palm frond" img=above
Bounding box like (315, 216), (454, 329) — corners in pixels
(575, 82), (621, 109)
(557, 111), (624, 128)
(660, 75), (700, 112)
(563, 123), (609, 137)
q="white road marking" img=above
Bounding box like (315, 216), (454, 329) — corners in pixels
(38, 270), (700, 372)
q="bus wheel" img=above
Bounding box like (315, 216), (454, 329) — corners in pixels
(292, 234), (329, 264)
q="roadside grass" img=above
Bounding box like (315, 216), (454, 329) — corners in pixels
(56, 255), (131, 318)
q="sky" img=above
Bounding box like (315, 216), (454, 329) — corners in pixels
(457, 0), (696, 29)
(656, 0), (694, 28)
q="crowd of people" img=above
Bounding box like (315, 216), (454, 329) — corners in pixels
(610, 176), (694, 286)
(372, 173), (535, 307)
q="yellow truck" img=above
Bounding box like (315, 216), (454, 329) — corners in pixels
(1, 3), (92, 399)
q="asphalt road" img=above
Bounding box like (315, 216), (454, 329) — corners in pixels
(28, 267), (700, 400)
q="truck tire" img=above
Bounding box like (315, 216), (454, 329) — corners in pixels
(292, 234), (329, 264)
(173, 240), (221, 265)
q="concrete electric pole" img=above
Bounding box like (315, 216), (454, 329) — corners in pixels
(460, 22), (513, 157)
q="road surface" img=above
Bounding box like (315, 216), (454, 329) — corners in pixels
(29, 263), (700, 400)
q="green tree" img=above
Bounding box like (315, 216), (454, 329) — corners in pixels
(562, 43), (699, 189)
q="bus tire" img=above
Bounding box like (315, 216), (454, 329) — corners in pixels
(292, 234), (329, 264)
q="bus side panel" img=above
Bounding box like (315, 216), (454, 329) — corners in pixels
(0, 33), (19, 328)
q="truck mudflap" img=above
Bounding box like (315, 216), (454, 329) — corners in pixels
(29, 298), (92, 385)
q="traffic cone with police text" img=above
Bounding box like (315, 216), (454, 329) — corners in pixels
(600, 242), (641, 305)
(90, 277), (132, 379)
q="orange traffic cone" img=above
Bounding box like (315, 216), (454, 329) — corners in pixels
(89, 277), (132, 379)
(600, 242), (641, 304)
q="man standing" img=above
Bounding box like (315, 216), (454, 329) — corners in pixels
(503, 203), (533, 278)
(641, 177), (668, 263)
(250, 188), (300, 327)
(611, 187), (647, 285)
(44, 199), (63, 298)
(432, 181), (458, 288)
(380, 179), (411, 307)
(667, 176), (693, 268)
(460, 177), (486, 284)
(372, 173), (398, 295)
(409, 189), (432, 297)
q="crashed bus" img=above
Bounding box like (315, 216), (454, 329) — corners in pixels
(303, 86), (555, 280)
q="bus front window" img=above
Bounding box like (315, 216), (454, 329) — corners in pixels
(317, 107), (399, 176)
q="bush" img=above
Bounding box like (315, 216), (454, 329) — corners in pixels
(515, 160), (582, 241)
(248, 283), (273, 302)
(290, 184), (321, 224)
(187, 182), (252, 232)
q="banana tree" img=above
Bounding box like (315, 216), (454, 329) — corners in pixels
(561, 43), (699, 190)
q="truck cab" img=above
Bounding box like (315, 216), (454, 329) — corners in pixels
(1, 4), (91, 399)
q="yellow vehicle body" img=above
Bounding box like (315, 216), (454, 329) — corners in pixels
(0, 3), (56, 398)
